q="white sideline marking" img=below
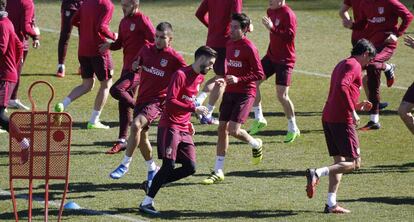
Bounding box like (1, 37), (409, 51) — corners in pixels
(0, 189), (147, 222)
(40, 26), (409, 91)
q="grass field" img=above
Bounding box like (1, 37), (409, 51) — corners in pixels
(0, 0), (413, 221)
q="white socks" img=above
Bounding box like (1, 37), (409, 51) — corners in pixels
(146, 159), (157, 172)
(248, 138), (260, 149)
(62, 97), (71, 109)
(384, 63), (391, 72)
(370, 114), (379, 123)
(142, 196), (153, 206)
(327, 192), (337, 207)
(253, 105), (264, 120)
(58, 64), (65, 70)
(214, 156), (225, 173)
(89, 110), (101, 124)
(206, 104), (215, 118)
(196, 92), (208, 105)
(121, 155), (132, 168)
(288, 116), (298, 132)
(315, 167), (329, 177)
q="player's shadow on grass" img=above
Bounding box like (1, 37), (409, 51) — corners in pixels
(359, 110), (398, 116)
(250, 111), (323, 118)
(353, 162), (414, 174)
(0, 191), (94, 202)
(21, 73), (57, 77)
(226, 169), (304, 178)
(342, 196), (414, 206)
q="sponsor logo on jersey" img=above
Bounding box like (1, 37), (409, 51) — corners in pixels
(130, 23), (136, 31)
(142, 65), (165, 77)
(368, 17), (386, 24)
(160, 59), (168, 67)
(227, 59), (243, 68)
(181, 94), (196, 102)
(274, 18), (280, 26)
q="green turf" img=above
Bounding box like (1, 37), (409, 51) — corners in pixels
(0, 0), (413, 221)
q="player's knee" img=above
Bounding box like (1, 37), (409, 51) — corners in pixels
(228, 128), (239, 137)
(277, 92), (289, 102)
(109, 85), (120, 98)
(218, 124), (228, 134)
(131, 119), (142, 132)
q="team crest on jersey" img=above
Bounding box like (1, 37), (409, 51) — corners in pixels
(166, 146), (172, 157)
(130, 23), (136, 31)
(160, 59), (168, 67)
(274, 18), (280, 26)
(234, 50), (240, 57)
(377, 7), (384, 15)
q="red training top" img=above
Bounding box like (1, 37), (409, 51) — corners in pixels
(0, 16), (23, 83)
(6, 0), (38, 41)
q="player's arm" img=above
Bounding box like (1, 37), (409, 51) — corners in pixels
(108, 23), (122, 51)
(22, 1), (39, 40)
(404, 35), (414, 49)
(98, 3), (117, 41)
(166, 71), (197, 112)
(339, 3), (353, 29)
(142, 15), (155, 43)
(195, 0), (209, 27)
(0, 27), (9, 56)
(237, 47), (265, 83)
(263, 12), (296, 41)
(232, 0), (243, 13)
(71, 9), (81, 27)
(391, 0), (414, 38)
(338, 64), (357, 113)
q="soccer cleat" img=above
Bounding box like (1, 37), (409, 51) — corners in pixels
(305, 168), (320, 198)
(359, 121), (381, 131)
(379, 102), (389, 110)
(56, 66), (65, 78)
(87, 122), (110, 129)
(8, 99), (30, 110)
(251, 138), (263, 165)
(139, 203), (160, 216)
(200, 116), (219, 125)
(202, 171), (225, 185)
(324, 204), (351, 214)
(109, 164), (129, 179)
(384, 63), (395, 87)
(249, 118), (267, 135)
(105, 142), (127, 154)
(284, 130), (300, 143)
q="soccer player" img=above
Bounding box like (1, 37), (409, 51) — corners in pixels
(399, 35), (414, 134)
(194, 0), (242, 124)
(349, 0), (413, 130)
(6, 0), (40, 110)
(138, 46), (216, 215)
(306, 39), (376, 214)
(54, 0), (117, 129)
(100, 0), (155, 154)
(0, 0), (30, 160)
(202, 13), (265, 185)
(56, 0), (84, 78)
(249, 0), (300, 143)
(109, 22), (187, 189)
(339, 0), (389, 111)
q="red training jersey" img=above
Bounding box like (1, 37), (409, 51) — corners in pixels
(225, 37), (265, 95)
(0, 16), (23, 83)
(72, 0), (116, 56)
(195, 0), (242, 48)
(322, 57), (362, 124)
(110, 12), (155, 72)
(6, 0), (38, 42)
(136, 43), (187, 104)
(265, 5), (296, 66)
(353, 0), (413, 48)
(159, 66), (205, 132)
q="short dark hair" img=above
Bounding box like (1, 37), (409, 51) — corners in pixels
(194, 46), (217, 60)
(351, 39), (376, 57)
(0, 0), (6, 11)
(156, 22), (173, 33)
(232, 13), (251, 30)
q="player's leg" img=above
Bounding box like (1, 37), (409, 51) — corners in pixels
(87, 54), (114, 129)
(249, 80), (267, 135)
(228, 121), (263, 165)
(276, 85), (299, 142)
(398, 84), (414, 134)
(56, 9), (75, 78)
(109, 114), (149, 179)
(9, 49), (29, 110)
(139, 129), (159, 187)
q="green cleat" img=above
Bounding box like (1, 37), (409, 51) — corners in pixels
(284, 130), (300, 143)
(87, 122), (110, 129)
(251, 138), (263, 165)
(202, 171), (224, 185)
(54, 103), (64, 112)
(249, 118), (267, 135)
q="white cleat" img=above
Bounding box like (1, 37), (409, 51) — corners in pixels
(8, 99), (30, 110)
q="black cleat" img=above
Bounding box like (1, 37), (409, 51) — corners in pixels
(139, 203), (160, 216)
(379, 102), (388, 110)
(360, 121), (381, 131)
